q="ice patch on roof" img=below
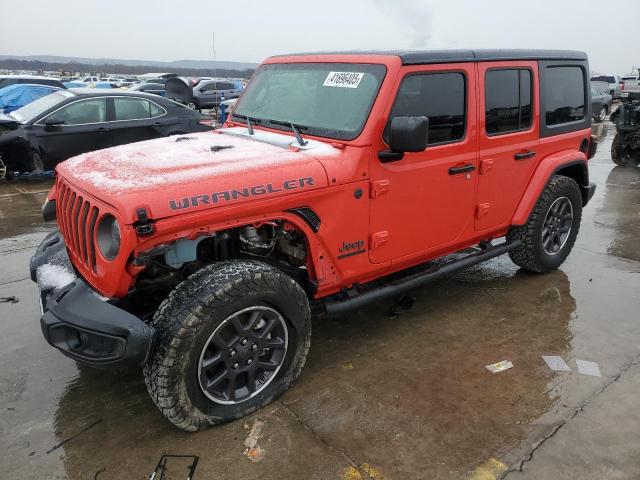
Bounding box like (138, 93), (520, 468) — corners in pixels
(36, 263), (76, 291)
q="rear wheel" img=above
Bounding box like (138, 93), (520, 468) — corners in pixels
(507, 175), (582, 273)
(611, 133), (640, 166)
(143, 260), (311, 431)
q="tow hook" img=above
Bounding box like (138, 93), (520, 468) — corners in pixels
(134, 207), (155, 236)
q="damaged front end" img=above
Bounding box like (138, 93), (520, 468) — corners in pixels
(29, 231), (155, 367)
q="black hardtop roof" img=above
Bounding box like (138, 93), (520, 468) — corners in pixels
(273, 49), (588, 65)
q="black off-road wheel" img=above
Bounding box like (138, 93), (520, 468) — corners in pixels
(507, 175), (582, 273)
(143, 260), (311, 431)
(611, 133), (640, 167)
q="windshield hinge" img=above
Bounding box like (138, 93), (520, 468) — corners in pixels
(134, 207), (155, 236)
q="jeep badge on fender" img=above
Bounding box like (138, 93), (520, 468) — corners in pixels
(30, 49), (596, 431)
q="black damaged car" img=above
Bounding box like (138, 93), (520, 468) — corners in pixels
(0, 88), (214, 174)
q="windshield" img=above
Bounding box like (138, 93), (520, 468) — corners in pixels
(233, 63), (386, 140)
(10, 90), (75, 122)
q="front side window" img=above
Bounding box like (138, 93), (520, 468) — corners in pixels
(11, 90), (75, 122)
(233, 63), (386, 141)
(114, 97), (163, 120)
(485, 69), (532, 135)
(386, 72), (466, 145)
(47, 98), (107, 125)
(544, 66), (586, 126)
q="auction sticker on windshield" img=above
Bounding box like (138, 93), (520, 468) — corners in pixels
(323, 72), (364, 88)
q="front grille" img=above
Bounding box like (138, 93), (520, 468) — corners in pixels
(56, 178), (100, 273)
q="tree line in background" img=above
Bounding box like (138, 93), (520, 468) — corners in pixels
(0, 59), (255, 79)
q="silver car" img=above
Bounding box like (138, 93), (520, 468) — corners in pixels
(192, 80), (244, 109)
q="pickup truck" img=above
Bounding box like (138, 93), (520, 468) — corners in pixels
(622, 74), (640, 101)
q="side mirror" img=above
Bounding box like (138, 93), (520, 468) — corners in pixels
(379, 116), (429, 162)
(44, 117), (64, 130)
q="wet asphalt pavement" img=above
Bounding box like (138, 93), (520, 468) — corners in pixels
(1, 120), (639, 480)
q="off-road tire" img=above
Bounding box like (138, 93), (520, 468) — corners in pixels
(611, 133), (640, 167)
(507, 175), (582, 273)
(143, 260), (311, 431)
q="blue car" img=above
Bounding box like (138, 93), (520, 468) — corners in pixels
(0, 83), (64, 114)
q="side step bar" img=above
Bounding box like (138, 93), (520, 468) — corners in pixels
(324, 239), (522, 316)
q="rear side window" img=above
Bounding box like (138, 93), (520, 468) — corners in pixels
(544, 66), (585, 126)
(386, 72), (466, 145)
(590, 75), (615, 83)
(114, 97), (164, 120)
(485, 69), (532, 135)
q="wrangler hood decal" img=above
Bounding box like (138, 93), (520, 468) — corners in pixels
(57, 128), (334, 223)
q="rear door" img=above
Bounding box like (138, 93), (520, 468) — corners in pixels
(33, 97), (111, 163)
(475, 61), (539, 231)
(109, 96), (173, 146)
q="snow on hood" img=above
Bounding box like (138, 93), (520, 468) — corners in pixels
(57, 127), (334, 222)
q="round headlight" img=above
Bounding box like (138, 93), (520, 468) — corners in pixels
(97, 214), (121, 260)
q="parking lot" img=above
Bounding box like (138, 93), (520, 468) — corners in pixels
(0, 120), (638, 479)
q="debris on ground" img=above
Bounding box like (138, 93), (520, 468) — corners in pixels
(485, 360), (513, 373)
(149, 455), (199, 480)
(576, 360), (602, 377)
(390, 294), (415, 315)
(243, 419), (265, 463)
(542, 355), (571, 372)
(0, 296), (19, 304)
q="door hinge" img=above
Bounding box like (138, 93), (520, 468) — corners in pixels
(480, 159), (494, 175)
(370, 231), (389, 250)
(476, 203), (491, 219)
(370, 180), (390, 199)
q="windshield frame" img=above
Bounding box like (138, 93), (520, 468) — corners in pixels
(231, 62), (387, 141)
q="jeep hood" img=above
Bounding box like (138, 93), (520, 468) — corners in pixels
(57, 127), (335, 223)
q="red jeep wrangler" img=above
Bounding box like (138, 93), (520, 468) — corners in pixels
(31, 49), (597, 431)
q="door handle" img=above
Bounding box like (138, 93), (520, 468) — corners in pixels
(514, 150), (536, 160)
(449, 164), (475, 175)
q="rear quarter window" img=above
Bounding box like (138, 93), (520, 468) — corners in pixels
(543, 66), (586, 126)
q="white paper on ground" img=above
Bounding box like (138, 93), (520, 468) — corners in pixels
(576, 359), (602, 377)
(542, 355), (571, 372)
(485, 360), (514, 373)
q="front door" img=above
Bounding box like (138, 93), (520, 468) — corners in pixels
(33, 97), (111, 165)
(475, 61), (539, 231)
(369, 64), (478, 264)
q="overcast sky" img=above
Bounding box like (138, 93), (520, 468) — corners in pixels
(1, 0), (638, 74)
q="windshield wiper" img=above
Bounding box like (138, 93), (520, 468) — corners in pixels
(267, 119), (308, 146)
(231, 113), (257, 135)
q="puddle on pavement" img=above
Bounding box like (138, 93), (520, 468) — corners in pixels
(1, 124), (639, 479)
(0, 179), (54, 239)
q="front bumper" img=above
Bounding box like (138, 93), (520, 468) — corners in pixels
(29, 231), (154, 367)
